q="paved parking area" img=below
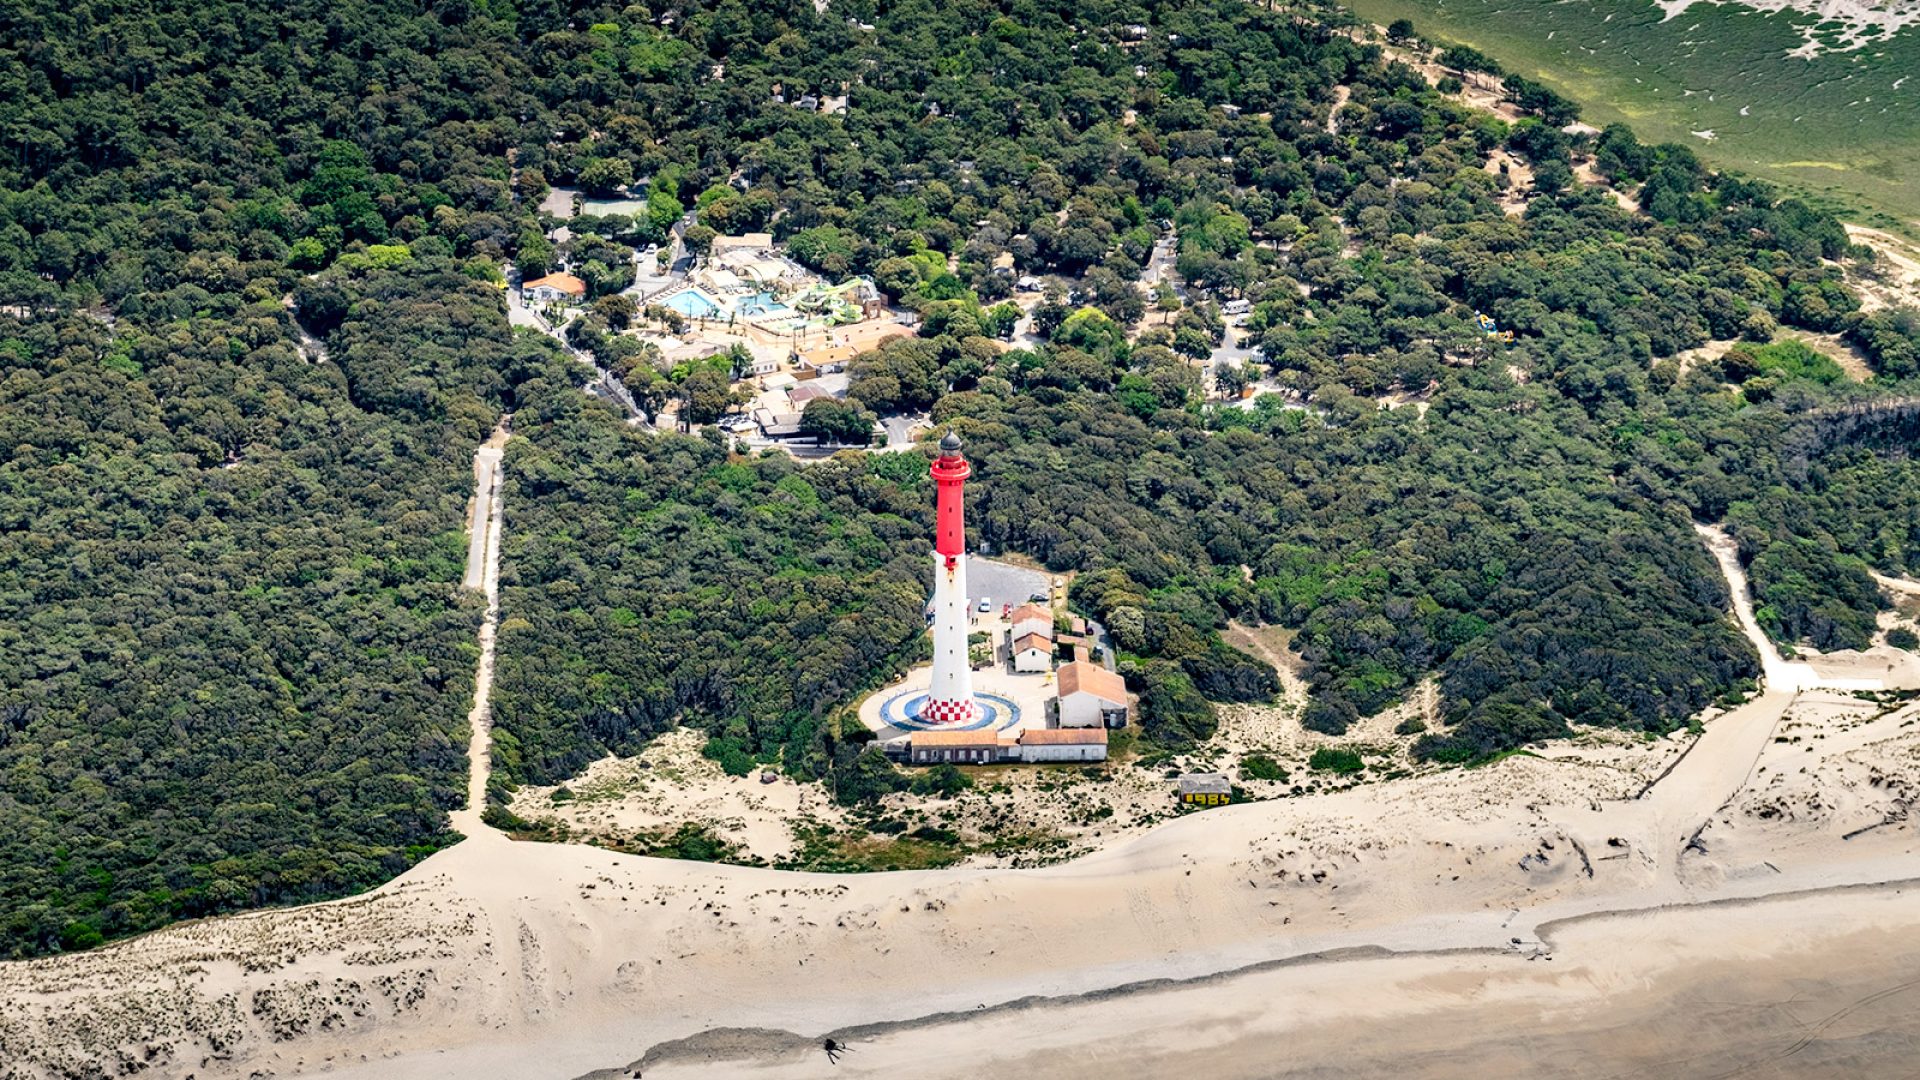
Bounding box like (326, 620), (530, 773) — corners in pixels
(966, 556), (1049, 609)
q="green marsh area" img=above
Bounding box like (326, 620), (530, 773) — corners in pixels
(1341, 0), (1920, 225)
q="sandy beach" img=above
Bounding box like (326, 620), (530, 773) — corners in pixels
(620, 884), (1920, 1080)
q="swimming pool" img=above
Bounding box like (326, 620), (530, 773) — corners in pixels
(664, 290), (723, 318)
(738, 291), (792, 317)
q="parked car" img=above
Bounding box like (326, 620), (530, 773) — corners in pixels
(977, 596), (992, 613)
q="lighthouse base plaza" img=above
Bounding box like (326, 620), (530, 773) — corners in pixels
(858, 663), (1054, 740)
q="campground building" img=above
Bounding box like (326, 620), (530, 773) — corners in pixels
(523, 272), (587, 305)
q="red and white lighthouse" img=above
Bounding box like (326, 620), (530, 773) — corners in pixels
(922, 430), (976, 725)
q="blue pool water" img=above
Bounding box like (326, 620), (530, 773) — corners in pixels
(665, 290), (723, 318)
(738, 291), (792, 316)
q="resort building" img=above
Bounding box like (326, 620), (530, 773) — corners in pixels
(751, 409), (804, 440)
(1057, 661), (1128, 728)
(523, 272), (586, 304)
(796, 344), (857, 375)
(711, 232), (775, 257)
(714, 247), (800, 285)
(786, 384), (832, 408)
(835, 319), (914, 353)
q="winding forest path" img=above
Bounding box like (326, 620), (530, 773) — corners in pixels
(1874, 570), (1920, 598)
(452, 419), (511, 838)
(1693, 522), (1821, 691)
(1326, 84), (1350, 133)
(281, 293), (331, 364)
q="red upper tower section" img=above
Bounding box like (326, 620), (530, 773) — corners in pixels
(930, 430), (970, 561)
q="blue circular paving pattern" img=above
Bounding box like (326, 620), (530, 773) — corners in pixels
(877, 689), (1023, 732)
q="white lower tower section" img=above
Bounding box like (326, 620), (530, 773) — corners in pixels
(922, 551), (976, 724)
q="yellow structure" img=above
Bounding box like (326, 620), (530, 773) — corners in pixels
(1177, 772), (1232, 806)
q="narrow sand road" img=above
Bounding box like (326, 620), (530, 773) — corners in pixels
(1875, 570), (1920, 597)
(1326, 84), (1350, 134)
(452, 420), (510, 837)
(1694, 522), (1822, 691)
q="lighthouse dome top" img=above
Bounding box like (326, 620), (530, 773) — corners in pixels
(939, 429), (963, 455)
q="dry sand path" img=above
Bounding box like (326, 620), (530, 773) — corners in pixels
(1326, 84), (1350, 134)
(1876, 570), (1920, 597)
(455, 421), (509, 835)
(1695, 522), (1825, 691)
(1697, 520), (1896, 692)
(1844, 224), (1920, 312)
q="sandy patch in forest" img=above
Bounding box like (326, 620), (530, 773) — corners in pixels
(1573, 158), (1641, 212)
(1845, 223), (1920, 313)
(1669, 332), (1876, 381)
(1484, 149), (1534, 217)
(1673, 336), (1742, 374)
(510, 728), (852, 863)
